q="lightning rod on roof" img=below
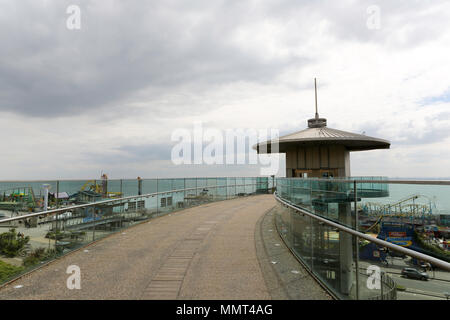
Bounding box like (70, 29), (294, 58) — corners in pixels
(314, 78), (319, 120)
(307, 78), (327, 128)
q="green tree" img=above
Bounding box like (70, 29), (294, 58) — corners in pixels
(0, 229), (30, 257)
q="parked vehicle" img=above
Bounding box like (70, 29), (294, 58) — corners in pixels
(388, 250), (406, 259)
(401, 267), (429, 281)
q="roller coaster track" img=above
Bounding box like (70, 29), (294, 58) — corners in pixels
(362, 193), (434, 218)
(361, 194), (431, 234)
(388, 194), (421, 208)
(363, 215), (384, 233)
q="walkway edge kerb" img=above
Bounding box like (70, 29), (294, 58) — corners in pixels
(254, 206), (290, 300)
(272, 209), (339, 300)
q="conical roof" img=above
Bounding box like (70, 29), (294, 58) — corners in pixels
(254, 119), (390, 153)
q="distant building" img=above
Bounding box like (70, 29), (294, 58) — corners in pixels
(438, 214), (450, 227)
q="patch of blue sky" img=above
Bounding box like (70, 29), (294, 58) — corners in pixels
(420, 88), (450, 105)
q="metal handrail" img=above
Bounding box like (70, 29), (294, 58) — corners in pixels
(274, 192), (450, 271)
(0, 176), (271, 183)
(0, 183), (263, 224)
(277, 178), (450, 185)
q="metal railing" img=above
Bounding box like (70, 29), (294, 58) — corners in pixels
(0, 178), (273, 223)
(281, 177), (450, 185)
(273, 177), (450, 300)
(275, 193), (450, 271)
(1, 184), (250, 224)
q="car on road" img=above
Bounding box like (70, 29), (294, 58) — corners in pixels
(401, 267), (429, 281)
(388, 251), (406, 259)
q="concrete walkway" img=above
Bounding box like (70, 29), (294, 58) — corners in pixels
(0, 195), (329, 300)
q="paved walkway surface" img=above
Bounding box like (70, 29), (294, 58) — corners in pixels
(0, 195), (329, 300)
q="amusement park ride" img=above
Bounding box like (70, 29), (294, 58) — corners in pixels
(0, 174), (123, 216)
(79, 174), (122, 199)
(360, 194), (437, 229)
(357, 194), (449, 263)
(357, 193), (447, 262)
(0, 187), (37, 212)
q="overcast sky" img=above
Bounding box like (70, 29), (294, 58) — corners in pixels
(0, 0), (449, 180)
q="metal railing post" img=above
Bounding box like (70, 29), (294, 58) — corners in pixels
(55, 206), (58, 251)
(354, 180), (360, 300)
(310, 215), (314, 272)
(171, 179), (174, 210)
(56, 181), (59, 209)
(226, 178), (228, 200)
(120, 179), (123, 228)
(156, 178), (159, 215)
(184, 178), (186, 208)
(92, 206), (96, 241)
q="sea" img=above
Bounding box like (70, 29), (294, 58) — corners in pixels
(0, 178), (448, 215)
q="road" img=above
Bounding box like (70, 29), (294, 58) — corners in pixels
(360, 256), (450, 300)
(390, 274), (449, 300)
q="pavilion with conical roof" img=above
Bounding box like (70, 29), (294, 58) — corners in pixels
(255, 79), (392, 297)
(254, 79), (390, 178)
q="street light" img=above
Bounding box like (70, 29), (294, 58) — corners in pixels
(42, 184), (51, 211)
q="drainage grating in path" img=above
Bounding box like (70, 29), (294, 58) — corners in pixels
(141, 225), (213, 299)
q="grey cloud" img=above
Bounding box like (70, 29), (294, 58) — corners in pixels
(0, 0), (307, 118)
(1, 0), (447, 120)
(354, 113), (450, 146)
(85, 134), (270, 167)
(395, 127), (450, 146)
(83, 142), (173, 166)
(116, 144), (173, 161)
(263, 0), (449, 48)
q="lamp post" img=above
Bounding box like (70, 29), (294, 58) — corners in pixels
(42, 184), (51, 211)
